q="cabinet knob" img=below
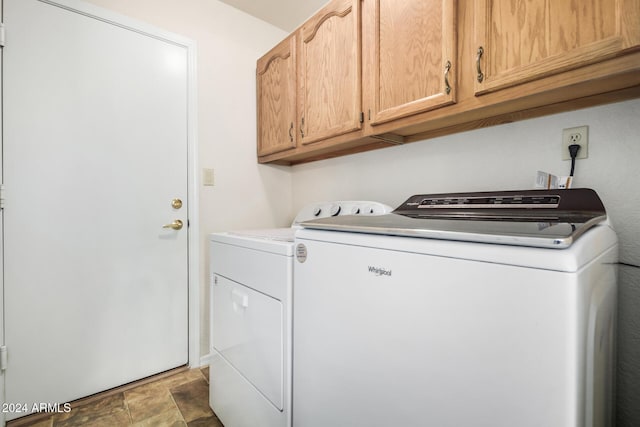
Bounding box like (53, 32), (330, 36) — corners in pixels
(300, 117), (305, 138)
(289, 122), (294, 142)
(476, 47), (484, 83)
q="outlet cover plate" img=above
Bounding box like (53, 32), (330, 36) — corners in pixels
(562, 126), (588, 160)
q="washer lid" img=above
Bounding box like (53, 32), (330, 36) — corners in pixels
(300, 189), (608, 248)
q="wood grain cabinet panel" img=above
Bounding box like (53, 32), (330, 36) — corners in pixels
(256, 0), (640, 164)
(257, 34), (297, 156)
(298, 0), (362, 145)
(474, 0), (640, 95)
(368, 0), (457, 125)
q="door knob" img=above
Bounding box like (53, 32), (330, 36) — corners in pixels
(162, 219), (183, 230)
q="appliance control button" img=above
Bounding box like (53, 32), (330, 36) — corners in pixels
(351, 207), (361, 214)
(330, 204), (341, 216)
(313, 207), (322, 217)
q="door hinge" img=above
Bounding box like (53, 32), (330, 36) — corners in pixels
(0, 184), (5, 210)
(359, 111), (364, 123)
(0, 23), (5, 48)
(0, 346), (7, 371)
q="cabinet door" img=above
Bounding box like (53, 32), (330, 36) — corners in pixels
(299, 0), (362, 145)
(474, 0), (640, 95)
(369, 0), (456, 125)
(257, 34), (297, 156)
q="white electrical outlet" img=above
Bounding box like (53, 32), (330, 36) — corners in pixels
(562, 126), (589, 160)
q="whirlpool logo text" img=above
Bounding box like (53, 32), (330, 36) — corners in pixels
(368, 266), (392, 277)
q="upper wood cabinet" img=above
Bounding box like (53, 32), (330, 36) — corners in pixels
(298, 0), (363, 145)
(474, 0), (640, 95)
(257, 0), (640, 164)
(257, 34), (297, 156)
(367, 0), (457, 125)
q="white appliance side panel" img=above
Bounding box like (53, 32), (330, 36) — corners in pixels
(210, 351), (285, 427)
(580, 245), (618, 427)
(210, 240), (291, 300)
(212, 275), (284, 410)
(293, 238), (601, 427)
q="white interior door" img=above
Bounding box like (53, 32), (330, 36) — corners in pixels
(2, 0), (191, 418)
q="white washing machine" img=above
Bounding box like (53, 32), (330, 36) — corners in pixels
(208, 201), (392, 427)
(293, 189), (618, 427)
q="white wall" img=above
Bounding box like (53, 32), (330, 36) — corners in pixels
(291, 98), (640, 427)
(218, 0), (327, 32)
(83, 0), (291, 358)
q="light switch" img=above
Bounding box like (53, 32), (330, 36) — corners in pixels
(202, 168), (215, 186)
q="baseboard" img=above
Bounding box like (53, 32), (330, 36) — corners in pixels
(199, 352), (212, 367)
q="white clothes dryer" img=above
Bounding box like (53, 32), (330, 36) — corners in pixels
(208, 201), (392, 427)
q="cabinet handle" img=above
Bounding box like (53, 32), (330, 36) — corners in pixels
(289, 122), (294, 142)
(444, 60), (452, 94)
(476, 47), (484, 83)
(300, 117), (305, 138)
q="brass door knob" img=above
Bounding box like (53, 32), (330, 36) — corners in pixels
(162, 219), (183, 230)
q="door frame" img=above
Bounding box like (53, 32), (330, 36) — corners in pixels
(0, 0), (4, 422)
(0, 0), (200, 417)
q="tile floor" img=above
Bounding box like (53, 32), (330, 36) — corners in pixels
(9, 367), (223, 427)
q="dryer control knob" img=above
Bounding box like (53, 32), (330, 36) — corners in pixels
(351, 206), (361, 214)
(313, 207), (322, 217)
(330, 204), (342, 216)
